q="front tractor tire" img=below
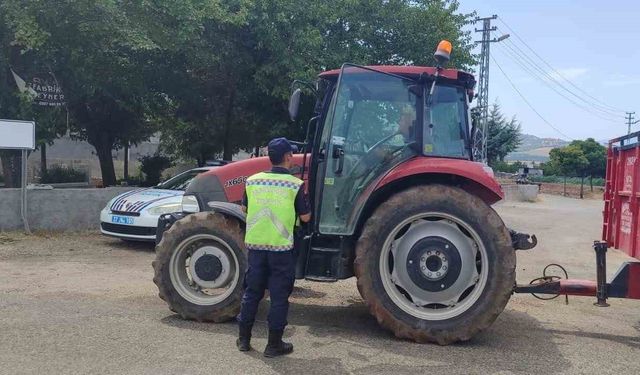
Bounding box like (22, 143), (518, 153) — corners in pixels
(152, 212), (246, 322)
(354, 184), (515, 345)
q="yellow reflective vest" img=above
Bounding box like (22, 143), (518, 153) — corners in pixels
(244, 172), (303, 251)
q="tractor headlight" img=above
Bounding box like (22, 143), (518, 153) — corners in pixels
(148, 203), (182, 215)
(181, 195), (200, 213)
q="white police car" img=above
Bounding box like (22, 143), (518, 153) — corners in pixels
(100, 167), (215, 241)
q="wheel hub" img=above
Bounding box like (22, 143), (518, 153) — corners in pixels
(189, 246), (232, 289)
(406, 237), (461, 292)
(194, 254), (222, 281)
(390, 219), (480, 308)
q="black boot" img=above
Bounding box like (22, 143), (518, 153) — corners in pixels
(236, 323), (252, 352)
(263, 329), (293, 358)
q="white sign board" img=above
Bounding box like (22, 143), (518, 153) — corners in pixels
(0, 119), (35, 150)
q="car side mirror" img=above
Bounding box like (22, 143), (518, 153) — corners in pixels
(288, 88), (302, 122)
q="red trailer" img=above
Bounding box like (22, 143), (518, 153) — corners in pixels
(514, 132), (640, 304)
(603, 132), (640, 259)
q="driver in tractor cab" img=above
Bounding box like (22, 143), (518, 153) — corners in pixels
(392, 104), (416, 145)
(236, 137), (311, 357)
(373, 104), (416, 162)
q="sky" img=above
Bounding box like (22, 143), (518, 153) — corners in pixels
(457, 0), (640, 141)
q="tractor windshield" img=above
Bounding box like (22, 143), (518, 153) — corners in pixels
(318, 65), (419, 235)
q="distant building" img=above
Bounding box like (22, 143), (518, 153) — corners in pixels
(518, 167), (543, 177)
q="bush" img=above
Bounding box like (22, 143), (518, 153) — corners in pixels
(491, 161), (525, 174)
(117, 175), (144, 187)
(139, 155), (173, 186)
(40, 165), (88, 183)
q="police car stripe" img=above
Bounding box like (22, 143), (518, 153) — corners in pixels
(111, 189), (145, 211)
(133, 194), (180, 212)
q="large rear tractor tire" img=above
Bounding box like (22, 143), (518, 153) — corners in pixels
(152, 212), (246, 322)
(354, 184), (515, 345)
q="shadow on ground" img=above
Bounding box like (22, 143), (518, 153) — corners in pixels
(104, 238), (155, 252)
(160, 299), (577, 375)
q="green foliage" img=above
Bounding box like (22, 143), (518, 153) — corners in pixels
(486, 103), (522, 164)
(139, 155), (173, 187)
(540, 161), (559, 176)
(545, 139), (605, 179)
(155, 0), (478, 161)
(40, 165), (87, 183)
(548, 145), (589, 177)
(568, 138), (606, 178)
(1, 0), (478, 183)
(492, 160), (526, 174)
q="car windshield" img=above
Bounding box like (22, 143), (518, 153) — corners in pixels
(155, 170), (205, 191)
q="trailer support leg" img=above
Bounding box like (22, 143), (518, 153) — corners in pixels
(594, 241), (609, 307)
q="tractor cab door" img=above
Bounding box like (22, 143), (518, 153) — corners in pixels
(315, 65), (420, 235)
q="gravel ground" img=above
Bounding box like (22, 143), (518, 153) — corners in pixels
(1, 194), (639, 375)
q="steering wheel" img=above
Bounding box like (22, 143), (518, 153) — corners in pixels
(348, 132), (402, 179)
(335, 136), (413, 219)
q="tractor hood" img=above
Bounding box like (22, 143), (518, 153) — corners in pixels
(185, 154), (308, 205)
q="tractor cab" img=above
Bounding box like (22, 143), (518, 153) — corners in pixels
(299, 64), (477, 237)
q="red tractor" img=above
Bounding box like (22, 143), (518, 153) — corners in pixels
(152, 42), (538, 344)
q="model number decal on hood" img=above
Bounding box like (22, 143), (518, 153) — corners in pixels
(225, 176), (248, 188)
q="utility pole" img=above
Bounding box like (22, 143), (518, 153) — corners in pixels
(473, 15), (509, 164)
(626, 112), (639, 134)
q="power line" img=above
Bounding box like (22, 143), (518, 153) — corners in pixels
(496, 41), (623, 124)
(473, 15), (509, 163)
(626, 112), (640, 134)
(491, 54), (573, 140)
(500, 37), (623, 119)
(498, 17), (627, 113)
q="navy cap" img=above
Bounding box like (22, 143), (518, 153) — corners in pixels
(268, 137), (297, 160)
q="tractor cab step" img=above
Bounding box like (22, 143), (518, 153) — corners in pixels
(303, 245), (351, 281)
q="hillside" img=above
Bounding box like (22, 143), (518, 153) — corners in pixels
(516, 134), (569, 152)
(505, 134), (569, 162)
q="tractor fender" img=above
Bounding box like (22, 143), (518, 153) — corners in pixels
(350, 158), (503, 237)
(374, 158), (503, 203)
(206, 201), (247, 225)
(155, 202), (245, 245)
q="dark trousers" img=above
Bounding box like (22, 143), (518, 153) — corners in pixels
(237, 250), (295, 330)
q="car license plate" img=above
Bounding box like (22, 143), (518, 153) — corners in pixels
(112, 215), (134, 225)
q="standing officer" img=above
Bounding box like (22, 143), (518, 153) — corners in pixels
(237, 137), (311, 357)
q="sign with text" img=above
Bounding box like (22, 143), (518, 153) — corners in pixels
(11, 69), (66, 107)
(29, 76), (66, 107)
(0, 119), (36, 150)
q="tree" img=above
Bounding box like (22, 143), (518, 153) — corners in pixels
(1, 0), (161, 186)
(2, 0), (479, 180)
(156, 0), (478, 164)
(486, 103), (522, 165)
(548, 145), (589, 197)
(569, 138), (606, 192)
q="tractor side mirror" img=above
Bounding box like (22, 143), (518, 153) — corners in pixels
(288, 88), (302, 122)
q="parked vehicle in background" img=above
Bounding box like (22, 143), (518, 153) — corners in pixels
(205, 159), (232, 167)
(100, 167), (216, 241)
